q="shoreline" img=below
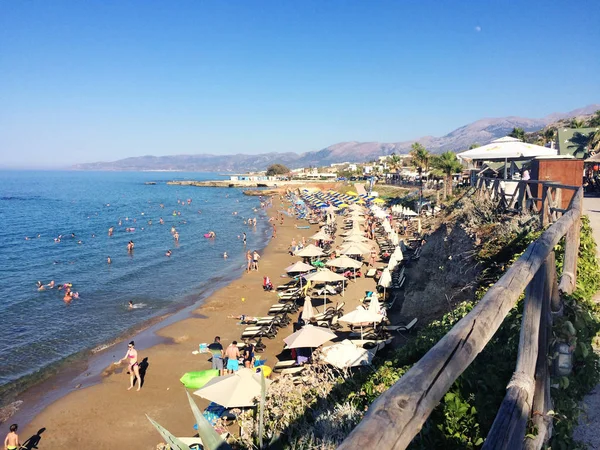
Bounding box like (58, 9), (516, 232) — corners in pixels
(7, 191), (384, 449)
(0, 198), (273, 432)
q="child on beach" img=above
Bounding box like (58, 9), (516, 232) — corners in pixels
(4, 424), (20, 450)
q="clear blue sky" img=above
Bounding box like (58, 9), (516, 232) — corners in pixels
(1, 0), (599, 167)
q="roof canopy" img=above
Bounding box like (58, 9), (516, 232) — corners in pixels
(457, 136), (558, 161)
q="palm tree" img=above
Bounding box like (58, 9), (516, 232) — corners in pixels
(409, 143), (430, 172)
(538, 128), (556, 147)
(509, 127), (525, 141)
(387, 153), (402, 172)
(431, 152), (463, 198)
(571, 118), (585, 129)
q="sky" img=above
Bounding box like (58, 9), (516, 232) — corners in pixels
(1, 0), (599, 168)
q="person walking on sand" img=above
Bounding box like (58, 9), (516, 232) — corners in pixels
(115, 341), (142, 391)
(252, 250), (261, 271)
(4, 424), (20, 450)
(225, 341), (241, 373)
(369, 246), (377, 267)
(246, 251), (252, 272)
(208, 336), (225, 376)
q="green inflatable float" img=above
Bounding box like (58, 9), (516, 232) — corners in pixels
(180, 369), (219, 389)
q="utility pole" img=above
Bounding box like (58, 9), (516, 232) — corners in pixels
(418, 166), (423, 214)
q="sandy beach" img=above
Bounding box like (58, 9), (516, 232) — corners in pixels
(10, 192), (381, 449)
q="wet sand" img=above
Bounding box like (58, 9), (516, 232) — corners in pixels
(15, 198), (380, 449)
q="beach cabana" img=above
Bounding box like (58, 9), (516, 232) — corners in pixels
(194, 369), (271, 408)
(283, 324), (337, 349)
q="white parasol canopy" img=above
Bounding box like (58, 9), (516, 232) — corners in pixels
(301, 296), (315, 321)
(342, 227), (364, 237)
(326, 255), (363, 269)
(194, 368), (271, 408)
(305, 269), (346, 305)
(343, 235), (369, 243)
(457, 136), (558, 161)
(285, 261), (314, 273)
(321, 340), (374, 368)
(340, 242), (371, 255)
(339, 306), (384, 340)
(284, 324), (337, 349)
(367, 293), (383, 315)
(295, 244), (325, 258)
(310, 230), (334, 241)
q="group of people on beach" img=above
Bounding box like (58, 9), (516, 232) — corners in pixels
(246, 250), (261, 272)
(208, 336), (255, 376)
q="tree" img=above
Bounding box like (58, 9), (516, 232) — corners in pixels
(509, 127), (525, 141)
(538, 128), (556, 147)
(589, 110), (600, 127)
(409, 143), (430, 173)
(387, 153), (402, 172)
(571, 118), (585, 128)
(266, 164), (290, 176)
(431, 151), (463, 198)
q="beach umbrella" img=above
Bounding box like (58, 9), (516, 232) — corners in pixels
(351, 216), (366, 223)
(310, 230), (334, 241)
(342, 227), (364, 237)
(321, 339), (374, 369)
(403, 207), (418, 217)
(285, 261), (314, 273)
(326, 255), (362, 282)
(343, 235), (369, 243)
(284, 324), (337, 349)
(194, 368), (271, 408)
(390, 232), (399, 246)
(339, 307), (383, 339)
(295, 244), (325, 258)
(305, 269), (347, 306)
(367, 292), (382, 315)
(374, 198), (385, 205)
(301, 296), (315, 321)
(391, 246), (404, 262)
(378, 268), (392, 298)
(347, 191), (359, 196)
(325, 205), (338, 213)
(340, 242), (370, 256)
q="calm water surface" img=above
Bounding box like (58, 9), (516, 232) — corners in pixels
(0, 171), (270, 390)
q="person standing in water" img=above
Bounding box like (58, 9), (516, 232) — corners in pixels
(115, 341), (142, 391)
(107, 256), (112, 264)
(127, 241), (134, 253)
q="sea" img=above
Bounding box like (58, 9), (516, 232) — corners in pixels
(0, 170), (270, 400)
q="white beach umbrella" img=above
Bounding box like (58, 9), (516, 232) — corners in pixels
(285, 261), (314, 273)
(367, 293), (382, 315)
(340, 242), (371, 255)
(390, 232), (399, 246)
(295, 244), (325, 258)
(342, 227), (364, 237)
(310, 230), (334, 241)
(194, 368), (271, 408)
(403, 208), (418, 217)
(321, 340), (374, 369)
(339, 307), (383, 339)
(391, 246), (403, 262)
(326, 255), (363, 269)
(457, 136), (557, 161)
(388, 255), (400, 270)
(378, 268), (392, 298)
(305, 269), (347, 306)
(301, 296), (315, 321)
(343, 235), (369, 243)
(284, 324), (337, 349)
(382, 220), (392, 233)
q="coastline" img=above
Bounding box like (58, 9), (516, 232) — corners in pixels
(7, 190), (382, 449)
(1, 193), (319, 448)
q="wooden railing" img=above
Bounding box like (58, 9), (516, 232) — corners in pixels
(474, 177), (580, 227)
(339, 183), (583, 450)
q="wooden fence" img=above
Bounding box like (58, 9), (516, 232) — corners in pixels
(339, 181), (583, 450)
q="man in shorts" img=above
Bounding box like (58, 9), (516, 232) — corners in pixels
(225, 341), (241, 373)
(208, 336), (224, 375)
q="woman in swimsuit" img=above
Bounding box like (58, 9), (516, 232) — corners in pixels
(116, 341), (142, 391)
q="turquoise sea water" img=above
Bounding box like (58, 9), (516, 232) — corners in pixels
(0, 171), (270, 391)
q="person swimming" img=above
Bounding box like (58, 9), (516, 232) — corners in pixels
(36, 281), (45, 291)
(107, 256), (112, 264)
(165, 250), (172, 257)
(129, 301), (133, 309)
(223, 252), (228, 259)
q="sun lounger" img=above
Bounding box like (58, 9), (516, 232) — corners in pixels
(241, 324), (278, 340)
(273, 360), (297, 372)
(365, 268), (377, 278)
(383, 318), (418, 335)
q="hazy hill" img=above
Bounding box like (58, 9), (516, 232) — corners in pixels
(73, 104), (600, 172)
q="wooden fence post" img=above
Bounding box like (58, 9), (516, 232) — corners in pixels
(558, 188), (582, 295)
(540, 185), (549, 227)
(525, 254), (554, 450)
(483, 261), (547, 450)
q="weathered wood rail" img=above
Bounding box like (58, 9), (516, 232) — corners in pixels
(339, 183), (583, 450)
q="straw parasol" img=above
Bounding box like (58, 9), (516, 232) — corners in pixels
(283, 324), (337, 349)
(194, 368), (271, 408)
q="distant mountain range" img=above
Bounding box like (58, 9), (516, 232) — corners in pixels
(73, 104), (600, 172)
